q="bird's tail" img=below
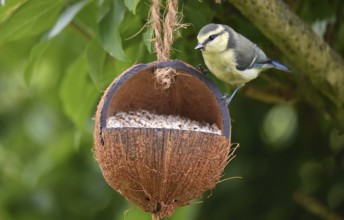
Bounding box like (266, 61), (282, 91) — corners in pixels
(270, 60), (291, 72)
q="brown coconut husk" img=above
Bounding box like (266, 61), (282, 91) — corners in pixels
(94, 60), (233, 219)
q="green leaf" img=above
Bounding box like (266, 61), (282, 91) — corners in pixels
(44, 0), (89, 40)
(124, 0), (140, 14)
(0, 0), (66, 44)
(59, 54), (99, 131)
(86, 39), (106, 89)
(24, 40), (53, 84)
(0, 0), (28, 22)
(98, 0), (126, 61)
(143, 24), (153, 53)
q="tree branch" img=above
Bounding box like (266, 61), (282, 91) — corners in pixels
(242, 85), (298, 104)
(293, 191), (344, 220)
(226, 0), (344, 130)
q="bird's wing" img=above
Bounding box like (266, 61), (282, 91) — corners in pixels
(233, 33), (269, 71)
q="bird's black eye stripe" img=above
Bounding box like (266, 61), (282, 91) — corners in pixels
(202, 31), (224, 46)
(209, 34), (218, 40)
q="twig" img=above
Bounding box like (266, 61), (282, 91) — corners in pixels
(324, 1), (344, 45)
(70, 20), (92, 41)
(293, 191), (344, 220)
(241, 85), (298, 104)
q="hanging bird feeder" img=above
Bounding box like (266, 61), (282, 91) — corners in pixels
(94, 60), (233, 219)
(93, 1), (234, 219)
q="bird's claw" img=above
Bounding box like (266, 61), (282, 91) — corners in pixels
(221, 93), (229, 101)
(222, 93), (233, 106)
(222, 87), (240, 106)
(196, 64), (209, 75)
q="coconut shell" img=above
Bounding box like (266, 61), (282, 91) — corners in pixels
(94, 60), (232, 219)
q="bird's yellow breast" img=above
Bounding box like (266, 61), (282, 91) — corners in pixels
(202, 49), (260, 88)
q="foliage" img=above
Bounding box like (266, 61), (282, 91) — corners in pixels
(0, 0), (343, 220)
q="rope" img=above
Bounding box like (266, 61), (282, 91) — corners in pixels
(150, 0), (179, 89)
(151, 0), (178, 61)
(162, 0), (178, 60)
(151, 0), (166, 61)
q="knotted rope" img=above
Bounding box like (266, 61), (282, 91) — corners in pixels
(150, 0), (179, 89)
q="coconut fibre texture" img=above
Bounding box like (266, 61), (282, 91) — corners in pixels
(107, 109), (222, 135)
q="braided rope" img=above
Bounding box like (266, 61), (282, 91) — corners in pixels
(150, 0), (179, 89)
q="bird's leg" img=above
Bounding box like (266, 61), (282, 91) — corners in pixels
(222, 87), (240, 106)
(196, 64), (209, 75)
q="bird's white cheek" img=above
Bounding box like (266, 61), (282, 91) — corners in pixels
(241, 69), (260, 79)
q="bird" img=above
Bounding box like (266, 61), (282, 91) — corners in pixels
(195, 23), (290, 105)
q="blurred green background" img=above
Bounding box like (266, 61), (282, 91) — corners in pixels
(0, 0), (343, 219)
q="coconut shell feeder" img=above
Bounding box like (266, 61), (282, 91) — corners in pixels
(94, 60), (233, 219)
(93, 1), (234, 219)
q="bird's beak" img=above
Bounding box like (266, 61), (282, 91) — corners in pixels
(195, 42), (204, 50)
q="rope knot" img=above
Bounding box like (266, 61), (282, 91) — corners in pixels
(150, 0), (179, 89)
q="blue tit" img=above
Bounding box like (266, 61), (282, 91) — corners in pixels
(195, 23), (290, 105)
